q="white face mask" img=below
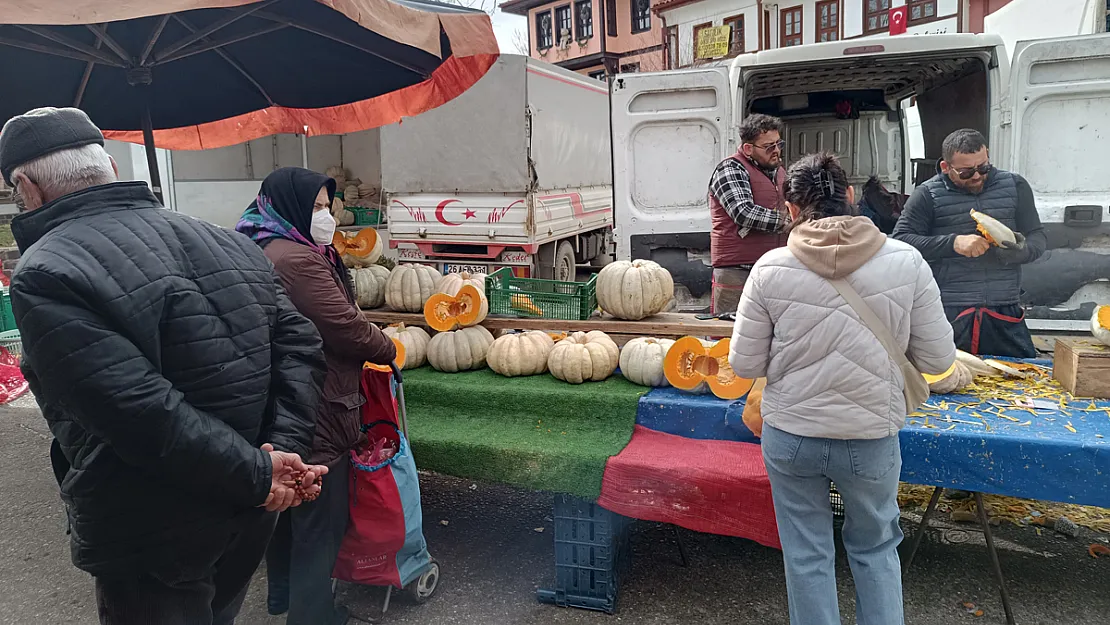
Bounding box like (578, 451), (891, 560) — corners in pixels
(310, 209), (337, 246)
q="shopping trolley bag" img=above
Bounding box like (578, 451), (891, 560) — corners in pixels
(332, 367), (431, 589)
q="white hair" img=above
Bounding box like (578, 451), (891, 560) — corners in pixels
(11, 143), (116, 201)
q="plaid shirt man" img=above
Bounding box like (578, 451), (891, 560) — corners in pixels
(708, 158), (789, 238)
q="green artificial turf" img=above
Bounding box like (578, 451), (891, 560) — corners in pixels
(400, 367), (647, 498)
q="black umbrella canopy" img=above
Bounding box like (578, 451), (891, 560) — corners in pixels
(0, 0), (456, 131)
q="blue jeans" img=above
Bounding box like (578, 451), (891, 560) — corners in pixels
(761, 425), (905, 625)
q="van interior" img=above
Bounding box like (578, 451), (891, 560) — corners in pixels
(741, 49), (993, 207)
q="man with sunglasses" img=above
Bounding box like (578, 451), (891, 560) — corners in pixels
(708, 114), (790, 314)
(894, 128), (1046, 358)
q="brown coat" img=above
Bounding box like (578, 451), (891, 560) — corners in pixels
(264, 238), (396, 464)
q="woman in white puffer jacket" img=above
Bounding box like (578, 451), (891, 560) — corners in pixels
(729, 152), (955, 625)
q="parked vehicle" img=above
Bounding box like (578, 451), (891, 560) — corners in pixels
(383, 54), (614, 280)
(610, 33), (1110, 329)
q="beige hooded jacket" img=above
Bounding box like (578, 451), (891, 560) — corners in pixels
(729, 215), (955, 440)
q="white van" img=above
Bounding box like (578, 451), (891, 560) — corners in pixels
(611, 33), (1110, 330)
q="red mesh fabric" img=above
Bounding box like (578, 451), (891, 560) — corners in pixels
(599, 425), (781, 549)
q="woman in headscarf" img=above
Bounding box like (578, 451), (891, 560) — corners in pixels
(237, 167), (395, 625)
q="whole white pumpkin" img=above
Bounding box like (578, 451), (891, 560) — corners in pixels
(352, 265), (391, 309)
(487, 331), (555, 377)
(427, 325), (495, 372)
(436, 271), (487, 296)
(596, 260), (675, 321)
(385, 264), (440, 312)
(548, 331), (620, 384)
(1092, 305), (1110, 347)
(619, 337), (676, 387)
(382, 323), (431, 368)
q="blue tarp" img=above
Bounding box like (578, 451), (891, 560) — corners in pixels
(636, 366), (1110, 509)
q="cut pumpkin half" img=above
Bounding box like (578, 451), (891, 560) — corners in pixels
(663, 336), (754, 400)
(969, 209), (1017, 248)
(423, 284), (489, 332)
(365, 337), (406, 372)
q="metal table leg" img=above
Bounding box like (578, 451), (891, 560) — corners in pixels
(901, 486), (944, 572)
(975, 492), (1017, 625)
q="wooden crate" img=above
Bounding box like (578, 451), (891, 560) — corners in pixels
(1052, 338), (1110, 398)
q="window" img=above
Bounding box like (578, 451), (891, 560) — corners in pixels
(607, 0), (617, 36)
(816, 1), (839, 42)
(620, 62), (641, 73)
(588, 69), (607, 81)
(666, 25), (679, 69)
(632, 0), (651, 34)
(536, 11), (553, 49)
(554, 5), (572, 44)
(724, 14), (744, 56)
(907, 0), (936, 23)
(763, 9), (771, 49)
(864, 0), (891, 34)
(780, 6), (802, 47)
(575, 0), (593, 39)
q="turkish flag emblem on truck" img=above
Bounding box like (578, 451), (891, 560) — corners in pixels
(889, 6), (908, 35)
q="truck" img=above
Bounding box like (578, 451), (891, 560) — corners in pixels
(382, 54), (614, 280)
(610, 33), (1110, 330)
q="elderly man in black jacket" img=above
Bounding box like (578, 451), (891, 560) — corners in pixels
(0, 107), (330, 625)
(893, 128), (1046, 358)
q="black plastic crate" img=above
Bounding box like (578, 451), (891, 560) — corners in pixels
(536, 494), (631, 614)
(830, 482), (845, 519)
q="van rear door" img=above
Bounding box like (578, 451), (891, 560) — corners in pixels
(1005, 34), (1110, 329)
(610, 67), (731, 304)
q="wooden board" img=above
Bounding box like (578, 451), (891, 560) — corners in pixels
(361, 309), (735, 339)
(1052, 337), (1110, 398)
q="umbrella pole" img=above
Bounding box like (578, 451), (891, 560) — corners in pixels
(141, 100), (164, 204)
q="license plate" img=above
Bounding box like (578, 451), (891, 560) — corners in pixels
(444, 263), (488, 275)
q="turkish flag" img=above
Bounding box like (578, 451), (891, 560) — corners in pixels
(889, 6), (908, 35)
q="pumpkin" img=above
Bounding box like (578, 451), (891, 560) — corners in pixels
(510, 293), (544, 317)
(1092, 305), (1110, 347)
(547, 331), (568, 343)
(344, 184), (360, 203)
(487, 330), (554, 377)
(548, 331), (619, 384)
(335, 228), (382, 268)
(970, 209), (1017, 248)
(741, 377), (767, 437)
(596, 260), (675, 321)
(436, 271), (487, 297)
(365, 337), (406, 372)
(385, 264), (440, 313)
(619, 337), (675, 387)
(427, 325), (495, 372)
(382, 323), (431, 368)
(423, 284), (489, 332)
(663, 336), (753, 400)
(923, 361), (973, 394)
(352, 265), (391, 309)
(331, 196), (355, 227)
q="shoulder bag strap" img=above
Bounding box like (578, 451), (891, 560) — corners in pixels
(827, 277), (912, 369)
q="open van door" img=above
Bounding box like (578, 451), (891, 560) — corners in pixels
(610, 68), (731, 306)
(1006, 34), (1110, 330)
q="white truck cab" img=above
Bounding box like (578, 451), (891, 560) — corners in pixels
(612, 33), (1110, 329)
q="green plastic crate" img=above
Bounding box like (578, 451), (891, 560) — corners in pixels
(485, 268), (597, 321)
(0, 288), (15, 332)
(0, 330), (21, 359)
(349, 207), (381, 227)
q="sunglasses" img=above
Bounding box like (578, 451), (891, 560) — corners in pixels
(951, 162), (991, 180)
(751, 140), (786, 153)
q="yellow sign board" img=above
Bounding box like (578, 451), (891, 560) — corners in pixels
(696, 25), (731, 60)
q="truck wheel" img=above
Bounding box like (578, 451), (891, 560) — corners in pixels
(553, 241), (576, 282)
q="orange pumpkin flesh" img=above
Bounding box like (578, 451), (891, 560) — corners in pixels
(332, 231), (348, 255)
(343, 228), (379, 258)
(548, 332), (568, 342)
(423, 284), (485, 332)
(1098, 306), (1110, 331)
(974, 223), (998, 246)
(365, 337), (406, 372)
(663, 336), (753, 400)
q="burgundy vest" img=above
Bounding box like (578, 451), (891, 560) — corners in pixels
(709, 152), (788, 267)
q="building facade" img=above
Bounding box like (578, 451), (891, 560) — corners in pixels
(655, 0), (1017, 69)
(500, 0), (666, 78)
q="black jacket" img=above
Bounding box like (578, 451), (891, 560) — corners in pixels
(892, 166), (1046, 308)
(9, 182), (326, 578)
